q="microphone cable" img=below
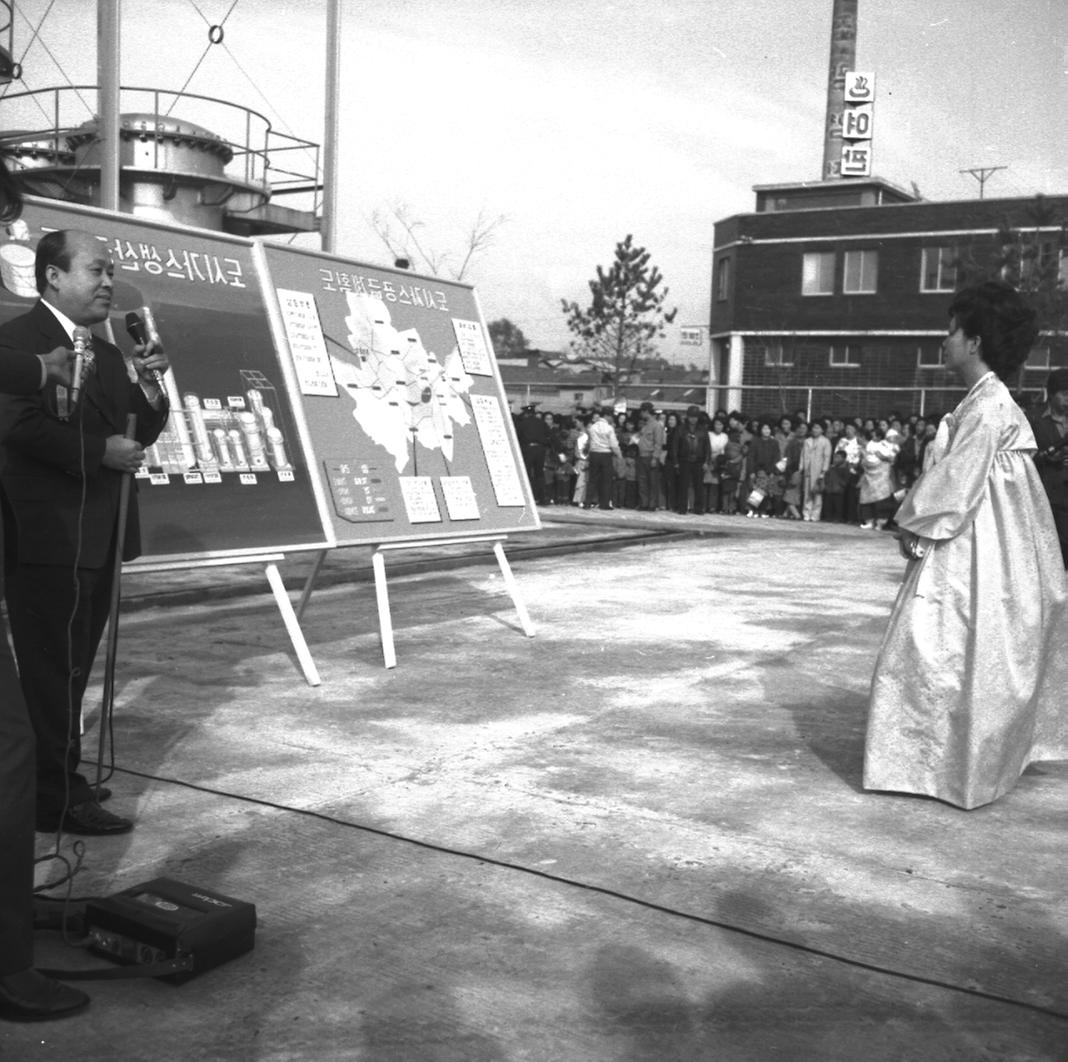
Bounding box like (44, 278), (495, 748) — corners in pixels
(34, 340), (112, 900)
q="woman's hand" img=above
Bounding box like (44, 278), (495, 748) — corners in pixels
(896, 529), (928, 561)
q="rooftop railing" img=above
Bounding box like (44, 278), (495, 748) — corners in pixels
(0, 84), (321, 203)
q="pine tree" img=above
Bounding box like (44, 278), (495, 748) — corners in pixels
(560, 235), (677, 396)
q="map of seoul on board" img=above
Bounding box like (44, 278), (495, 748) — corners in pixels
(265, 245), (538, 545)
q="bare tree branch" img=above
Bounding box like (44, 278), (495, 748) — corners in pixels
(366, 201), (507, 280)
(455, 208), (508, 281)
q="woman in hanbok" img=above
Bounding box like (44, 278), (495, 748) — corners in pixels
(864, 281), (1067, 809)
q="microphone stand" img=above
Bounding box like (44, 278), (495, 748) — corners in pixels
(93, 413), (138, 801)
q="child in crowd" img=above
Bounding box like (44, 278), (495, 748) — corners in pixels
(719, 432), (745, 514)
(765, 464), (786, 517)
(613, 448), (628, 509)
(553, 443), (573, 504)
(745, 468), (773, 518)
(624, 449), (638, 508)
(782, 468), (802, 519)
(821, 450), (851, 522)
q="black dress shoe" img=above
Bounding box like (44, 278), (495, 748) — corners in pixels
(36, 800), (133, 836)
(0, 969), (90, 1022)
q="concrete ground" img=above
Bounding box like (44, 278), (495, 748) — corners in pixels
(7, 508), (1067, 1061)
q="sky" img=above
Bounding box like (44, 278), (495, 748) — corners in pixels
(2, 0), (1067, 360)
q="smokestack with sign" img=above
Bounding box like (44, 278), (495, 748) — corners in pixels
(821, 0), (858, 180)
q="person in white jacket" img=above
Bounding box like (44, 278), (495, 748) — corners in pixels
(799, 421), (832, 521)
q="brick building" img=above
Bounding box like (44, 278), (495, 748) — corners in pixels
(498, 352), (707, 417)
(709, 178), (1068, 420)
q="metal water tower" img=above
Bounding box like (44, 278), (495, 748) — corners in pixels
(0, 8), (321, 237)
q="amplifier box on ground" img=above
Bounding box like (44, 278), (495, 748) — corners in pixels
(85, 877), (257, 984)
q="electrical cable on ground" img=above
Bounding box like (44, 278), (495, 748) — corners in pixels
(111, 764), (1068, 1024)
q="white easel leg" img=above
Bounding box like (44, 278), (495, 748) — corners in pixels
(372, 548), (397, 669)
(493, 541), (535, 637)
(264, 562), (322, 687)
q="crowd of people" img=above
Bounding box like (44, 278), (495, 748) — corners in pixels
(517, 401), (970, 529)
(515, 371), (1068, 566)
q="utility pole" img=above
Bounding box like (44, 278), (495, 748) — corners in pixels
(959, 165), (1006, 199)
(321, 0), (341, 254)
(97, 0), (121, 213)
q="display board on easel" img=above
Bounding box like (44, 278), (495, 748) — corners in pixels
(0, 198), (332, 564)
(261, 244), (540, 545)
(0, 199), (539, 678)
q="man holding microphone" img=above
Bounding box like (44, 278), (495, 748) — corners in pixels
(0, 229), (169, 840)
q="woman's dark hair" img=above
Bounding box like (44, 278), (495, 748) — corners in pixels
(949, 281), (1038, 381)
(0, 157), (24, 224)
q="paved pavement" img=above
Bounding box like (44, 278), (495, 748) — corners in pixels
(10, 506), (1066, 1061)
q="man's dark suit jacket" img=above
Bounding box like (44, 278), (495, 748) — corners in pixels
(0, 301), (168, 569)
(669, 424), (711, 467)
(0, 345), (54, 975)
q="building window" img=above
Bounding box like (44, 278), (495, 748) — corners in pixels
(921, 246), (958, 292)
(1022, 241), (1068, 287)
(802, 252), (835, 295)
(917, 343), (944, 369)
(1027, 345), (1052, 371)
(762, 341), (793, 368)
(715, 256), (730, 301)
(829, 344), (860, 367)
(843, 249), (878, 293)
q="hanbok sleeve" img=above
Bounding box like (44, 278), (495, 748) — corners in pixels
(894, 409), (999, 540)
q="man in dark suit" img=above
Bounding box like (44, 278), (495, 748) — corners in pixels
(515, 404), (551, 504)
(0, 341), (93, 1020)
(1028, 367), (1068, 568)
(0, 228), (169, 838)
(670, 405), (711, 514)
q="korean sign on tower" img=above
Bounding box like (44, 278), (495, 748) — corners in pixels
(840, 71), (875, 177)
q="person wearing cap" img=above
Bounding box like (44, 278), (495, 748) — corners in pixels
(635, 401), (666, 511)
(865, 282), (1067, 809)
(1027, 367), (1068, 567)
(515, 404), (551, 505)
(669, 405), (710, 514)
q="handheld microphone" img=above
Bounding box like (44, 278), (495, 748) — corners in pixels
(70, 326), (91, 408)
(1038, 434), (1068, 461)
(125, 308), (166, 391)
